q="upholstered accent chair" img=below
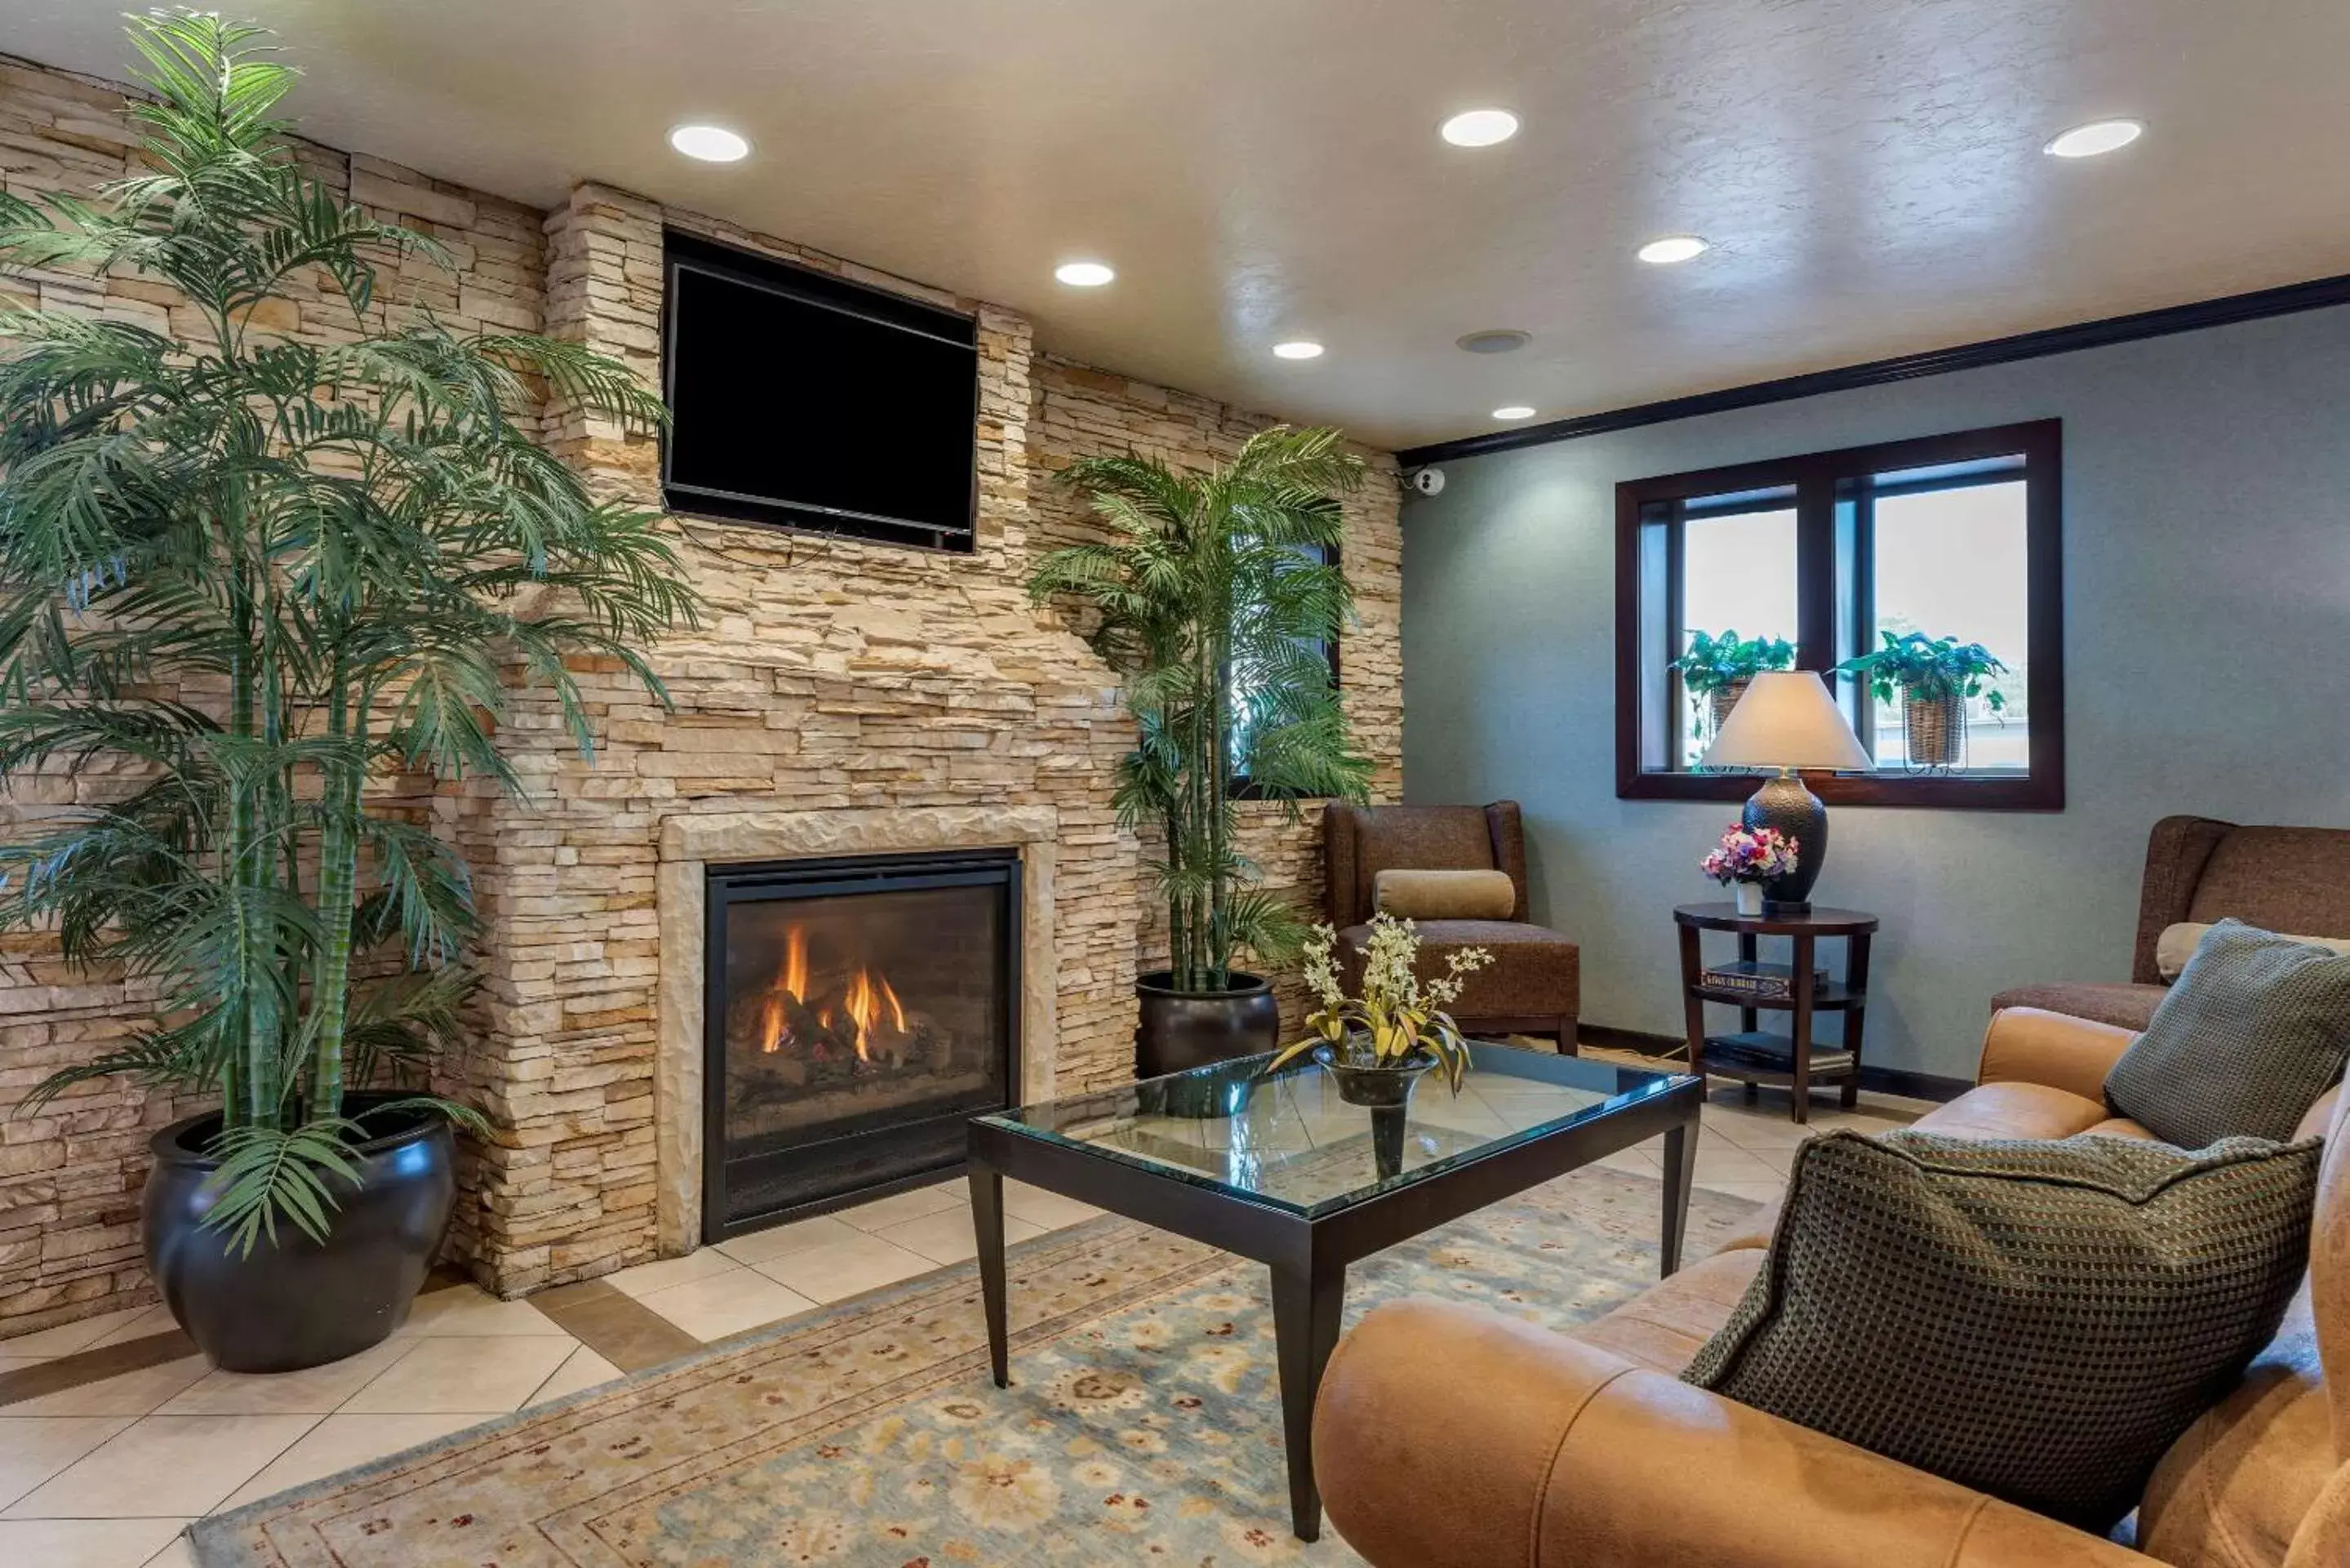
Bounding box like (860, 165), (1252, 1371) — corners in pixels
(1322, 802), (1579, 1051)
(1313, 1006), (2350, 1568)
(1992, 815), (2350, 1032)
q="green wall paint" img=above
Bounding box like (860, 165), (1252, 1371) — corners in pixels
(1402, 308), (2350, 1081)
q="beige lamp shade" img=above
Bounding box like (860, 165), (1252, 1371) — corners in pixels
(1700, 671), (1872, 772)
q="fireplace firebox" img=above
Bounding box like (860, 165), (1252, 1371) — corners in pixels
(703, 849), (1020, 1238)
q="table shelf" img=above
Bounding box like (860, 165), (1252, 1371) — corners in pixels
(1673, 903), (1877, 1125)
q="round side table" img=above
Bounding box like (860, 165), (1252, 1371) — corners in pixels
(1673, 902), (1879, 1125)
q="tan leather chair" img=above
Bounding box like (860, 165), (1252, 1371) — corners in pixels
(1323, 801), (1579, 1051)
(1314, 1007), (2350, 1568)
(1994, 815), (2350, 1032)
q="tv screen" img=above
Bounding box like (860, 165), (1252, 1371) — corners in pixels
(661, 233), (980, 551)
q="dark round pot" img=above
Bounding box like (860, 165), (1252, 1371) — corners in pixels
(1313, 1044), (1436, 1108)
(1134, 970), (1280, 1079)
(144, 1092), (456, 1373)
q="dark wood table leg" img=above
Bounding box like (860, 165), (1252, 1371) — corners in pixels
(1676, 921), (1707, 1077)
(1841, 931), (1872, 1110)
(1735, 931), (1759, 1036)
(1271, 1249), (1346, 1542)
(969, 1158), (1009, 1388)
(1789, 933), (1815, 1126)
(1660, 1114), (1699, 1277)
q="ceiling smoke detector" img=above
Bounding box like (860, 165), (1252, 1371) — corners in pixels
(1455, 329), (1530, 354)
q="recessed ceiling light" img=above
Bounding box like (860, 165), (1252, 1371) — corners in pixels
(1440, 109), (1520, 148)
(1492, 406), (1537, 420)
(669, 124), (749, 162)
(1637, 234), (1710, 265)
(1455, 329), (1530, 354)
(1054, 260), (1115, 287)
(1273, 340), (1325, 360)
(2044, 118), (2143, 158)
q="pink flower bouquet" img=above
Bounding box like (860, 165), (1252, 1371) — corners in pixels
(1700, 824), (1800, 886)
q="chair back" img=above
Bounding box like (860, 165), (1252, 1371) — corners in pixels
(1324, 802), (1530, 929)
(2132, 817), (2350, 984)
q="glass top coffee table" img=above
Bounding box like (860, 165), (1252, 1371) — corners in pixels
(965, 1040), (1703, 1542)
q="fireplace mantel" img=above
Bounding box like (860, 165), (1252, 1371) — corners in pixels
(654, 806), (1061, 1252)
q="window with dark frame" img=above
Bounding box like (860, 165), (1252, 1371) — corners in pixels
(1230, 541), (1344, 802)
(1615, 420), (2063, 809)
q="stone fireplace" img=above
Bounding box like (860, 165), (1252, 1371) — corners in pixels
(703, 848), (1019, 1236)
(0, 49), (1402, 1337)
(653, 808), (1063, 1255)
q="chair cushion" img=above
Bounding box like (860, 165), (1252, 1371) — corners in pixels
(1992, 980), (2170, 1033)
(1708, 1084), (2122, 1258)
(1573, 1246), (1763, 1374)
(2158, 921), (2350, 981)
(2104, 919), (2350, 1147)
(1337, 919), (1579, 1019)
(2137, 1284), (2339, 1568)
(1372, 868), (1517, 921)
(1683, 1128), (2323, 1534)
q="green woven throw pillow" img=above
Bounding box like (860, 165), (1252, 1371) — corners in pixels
(1682, 1129), (2320, 1533)
(2105, 917), (2350, 1147)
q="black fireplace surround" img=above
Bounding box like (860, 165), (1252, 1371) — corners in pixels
(703, 849), (1020, 1239)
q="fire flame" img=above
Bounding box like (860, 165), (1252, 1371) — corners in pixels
(757, 922), (905, 1063)
(757, 925), (809, 1054)
(841, 967), (907, 1059)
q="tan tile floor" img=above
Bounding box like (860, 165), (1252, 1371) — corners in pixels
(0, 1070), (1923, 1567)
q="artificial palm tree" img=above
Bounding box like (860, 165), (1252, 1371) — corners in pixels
(0, 11), (699, 1255)
(1030, 425), (1372, 993)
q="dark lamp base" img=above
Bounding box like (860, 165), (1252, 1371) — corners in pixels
(1742, 771), (1829, 911)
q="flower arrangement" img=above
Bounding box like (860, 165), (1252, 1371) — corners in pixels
(1701, 824), (1801, 886)
(1267, 914), (1493, 1091)
(1673, 629), (1797, 696)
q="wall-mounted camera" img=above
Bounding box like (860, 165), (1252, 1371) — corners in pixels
(1406, 467), (1446, 497)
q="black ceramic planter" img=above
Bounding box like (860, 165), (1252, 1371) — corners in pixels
(144, 1092), (456, 1373)
(1313, 1046), (1437, 1108)
(1134, 970), (1280, 1080)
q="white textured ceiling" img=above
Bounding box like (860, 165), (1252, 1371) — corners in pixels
(5, 1), (2349, 450)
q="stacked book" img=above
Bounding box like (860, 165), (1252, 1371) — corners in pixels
(1700, 961), (1830, 1000)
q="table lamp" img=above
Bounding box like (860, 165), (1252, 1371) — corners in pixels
(1699, 671), (1872, 913)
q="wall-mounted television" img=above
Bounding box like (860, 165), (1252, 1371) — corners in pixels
(661, 231), (980, 552)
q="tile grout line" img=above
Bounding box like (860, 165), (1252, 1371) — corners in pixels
(0, 1330), (198, 1410)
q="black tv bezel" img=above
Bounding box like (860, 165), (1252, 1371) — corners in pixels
(659, 230), (983, 553)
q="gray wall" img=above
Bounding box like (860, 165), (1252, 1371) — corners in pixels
(1402, 305), (2350, 1082)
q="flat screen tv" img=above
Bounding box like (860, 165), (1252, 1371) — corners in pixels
(661, 231), (980, 552)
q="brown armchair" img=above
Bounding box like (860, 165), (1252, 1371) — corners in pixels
(1323, 802), (1579, 1051)
(1993, 815), (2350, 1031)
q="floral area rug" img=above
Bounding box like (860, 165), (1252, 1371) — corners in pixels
(190, 1166), (1757, 1567)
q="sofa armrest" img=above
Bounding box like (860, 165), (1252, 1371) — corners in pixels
(1315, 1299), (2143, 1568)
(1977, 1006), (2138, 1103)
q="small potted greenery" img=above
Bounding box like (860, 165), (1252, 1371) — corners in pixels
(1837, 631), (2008, 770)
(1674, 630), (1796, 739)
(1268, 914), (1491, 1108)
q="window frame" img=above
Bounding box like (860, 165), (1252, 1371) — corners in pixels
(1614, 419), (2063, 811)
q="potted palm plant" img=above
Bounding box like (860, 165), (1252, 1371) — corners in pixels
(1836, 630), (2008, 771)
(1029, 427), (1372, 1077)
(0, 11), (699, 1372)
(1674, 629), (1795, 740)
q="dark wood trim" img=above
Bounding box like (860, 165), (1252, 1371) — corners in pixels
(1400, 271), (2350, 466)
(1616, 420), (2063, 811)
